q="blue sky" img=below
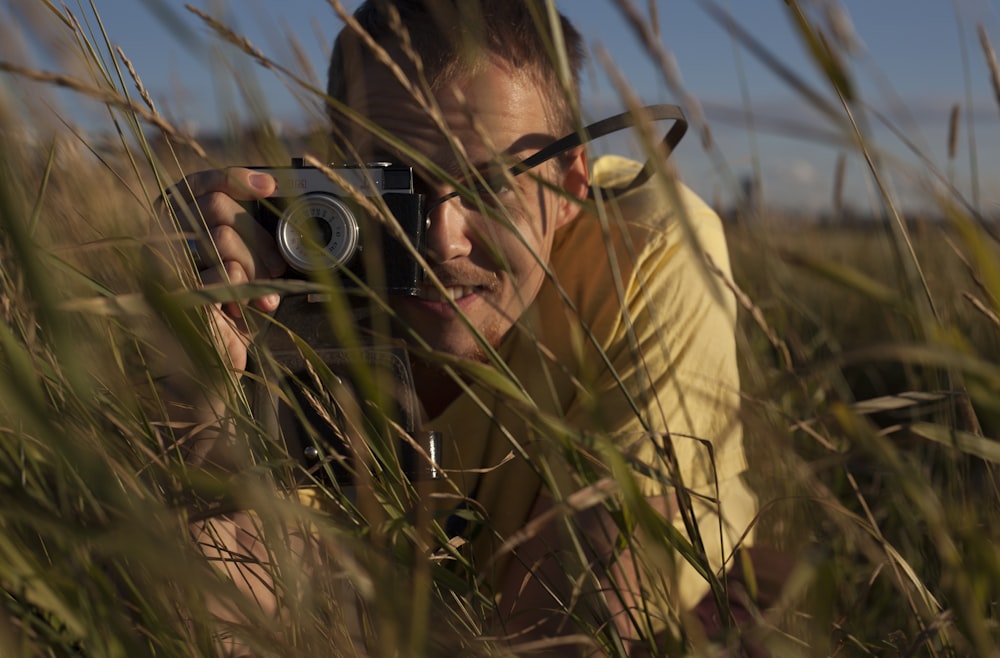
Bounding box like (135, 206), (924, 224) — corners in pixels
(7, 0), (1000, 214)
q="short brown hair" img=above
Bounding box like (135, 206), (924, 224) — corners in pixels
(326, 0), (585, 134)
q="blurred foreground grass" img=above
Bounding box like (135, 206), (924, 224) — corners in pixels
(3, 0), (1000, 656)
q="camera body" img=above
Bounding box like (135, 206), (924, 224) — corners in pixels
(243, 159), (440, 485)
(245, 158), (426, 296)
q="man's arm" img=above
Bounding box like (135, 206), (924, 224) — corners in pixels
(491, 168), (756, 653)
(495, 490), (678, 657)
(151, 168), (292, 654)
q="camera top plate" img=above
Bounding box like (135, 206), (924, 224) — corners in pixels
(253, 159), (416, 199)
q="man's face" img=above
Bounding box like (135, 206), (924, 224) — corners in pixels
(341, 54), (587, 361)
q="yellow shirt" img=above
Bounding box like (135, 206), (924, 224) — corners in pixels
(425, 156), (756, 613)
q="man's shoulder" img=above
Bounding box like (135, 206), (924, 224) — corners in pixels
(572, 155), (724, 247)
(587, 156), (719, 234)
(547, 155), (730, 312)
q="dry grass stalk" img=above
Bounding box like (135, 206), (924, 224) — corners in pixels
(614, 0), (712, 149)
(705, 253), (794, 372)
(0, 61), (206, 158)
(646, 0), (660, 40)
(183, 4), (327, 106)
(947, 103), (960, 161)
(943, 232), (999, 308)
(978, 23), (1000, 116)
(832, 152), (846, 214)
(116, 46), (157, 114)
(822, 1), (863, 55)
(962, 291), (1000, 329)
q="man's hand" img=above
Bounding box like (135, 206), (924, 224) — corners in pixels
(164, 167), (286, 372)
(154, 168), (288, 466)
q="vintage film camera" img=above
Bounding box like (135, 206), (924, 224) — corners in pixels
(244, 158), (441, 486)
(245, 158), (425, 294)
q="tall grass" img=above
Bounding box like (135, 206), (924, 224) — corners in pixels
(2, 0), (1000, 656)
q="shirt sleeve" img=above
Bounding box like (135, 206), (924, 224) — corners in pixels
(555, 162), (757, 611)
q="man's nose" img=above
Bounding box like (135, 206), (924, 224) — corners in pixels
(423, 194), (473, 264)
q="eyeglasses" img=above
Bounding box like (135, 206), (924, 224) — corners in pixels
(423, 104), (688, 217)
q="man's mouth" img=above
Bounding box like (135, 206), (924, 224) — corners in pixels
(415, 285), (482, 303)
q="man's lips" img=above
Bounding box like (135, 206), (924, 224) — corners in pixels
(414, 267), (501, 306)
(415, 285), (483, 303)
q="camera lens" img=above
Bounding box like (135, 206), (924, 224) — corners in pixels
(276, 194), (360, 273)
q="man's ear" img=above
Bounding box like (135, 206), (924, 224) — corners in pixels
(555, 146), (589, 230)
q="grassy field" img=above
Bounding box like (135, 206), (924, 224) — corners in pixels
(727, 214), (1000, 655)
(4, 1), (1000, 656)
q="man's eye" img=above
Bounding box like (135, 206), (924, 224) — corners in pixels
(459, 177), (513, 210)
(481, 179), (514, 196)
(475, 171), (517, 197)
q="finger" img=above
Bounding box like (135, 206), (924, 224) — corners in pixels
(206, 304), (251, 374)
(211, 223), (259, 282)
(200, 256), (281, 317)
(210, 224), (286, 295)
(160, 168), (278, 247)
(198, 258), (245, 321)
(166, 189), (283, 278)
(167, 167), (276, 205)
(161, 167), (285, 281)
(202, 196), (286, 278)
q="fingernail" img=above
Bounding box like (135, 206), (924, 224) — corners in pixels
(264, 294), (281, 309)
(249, 173), (272, 193)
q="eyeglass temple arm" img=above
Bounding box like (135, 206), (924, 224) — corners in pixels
(424, 104), (688, 214)
(512, 103), (688, 195)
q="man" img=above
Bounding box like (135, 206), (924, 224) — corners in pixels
(165, 0), (758, 653)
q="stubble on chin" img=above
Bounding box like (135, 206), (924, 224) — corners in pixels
(467, 319), (504, 363)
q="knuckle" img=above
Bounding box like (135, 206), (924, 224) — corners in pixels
(185, 168), (227, 195)
(200, 191), (237, 224)
(210, 224), (239, 249)
(166, 167), (247, 207)
(223, 260), (250, 284)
